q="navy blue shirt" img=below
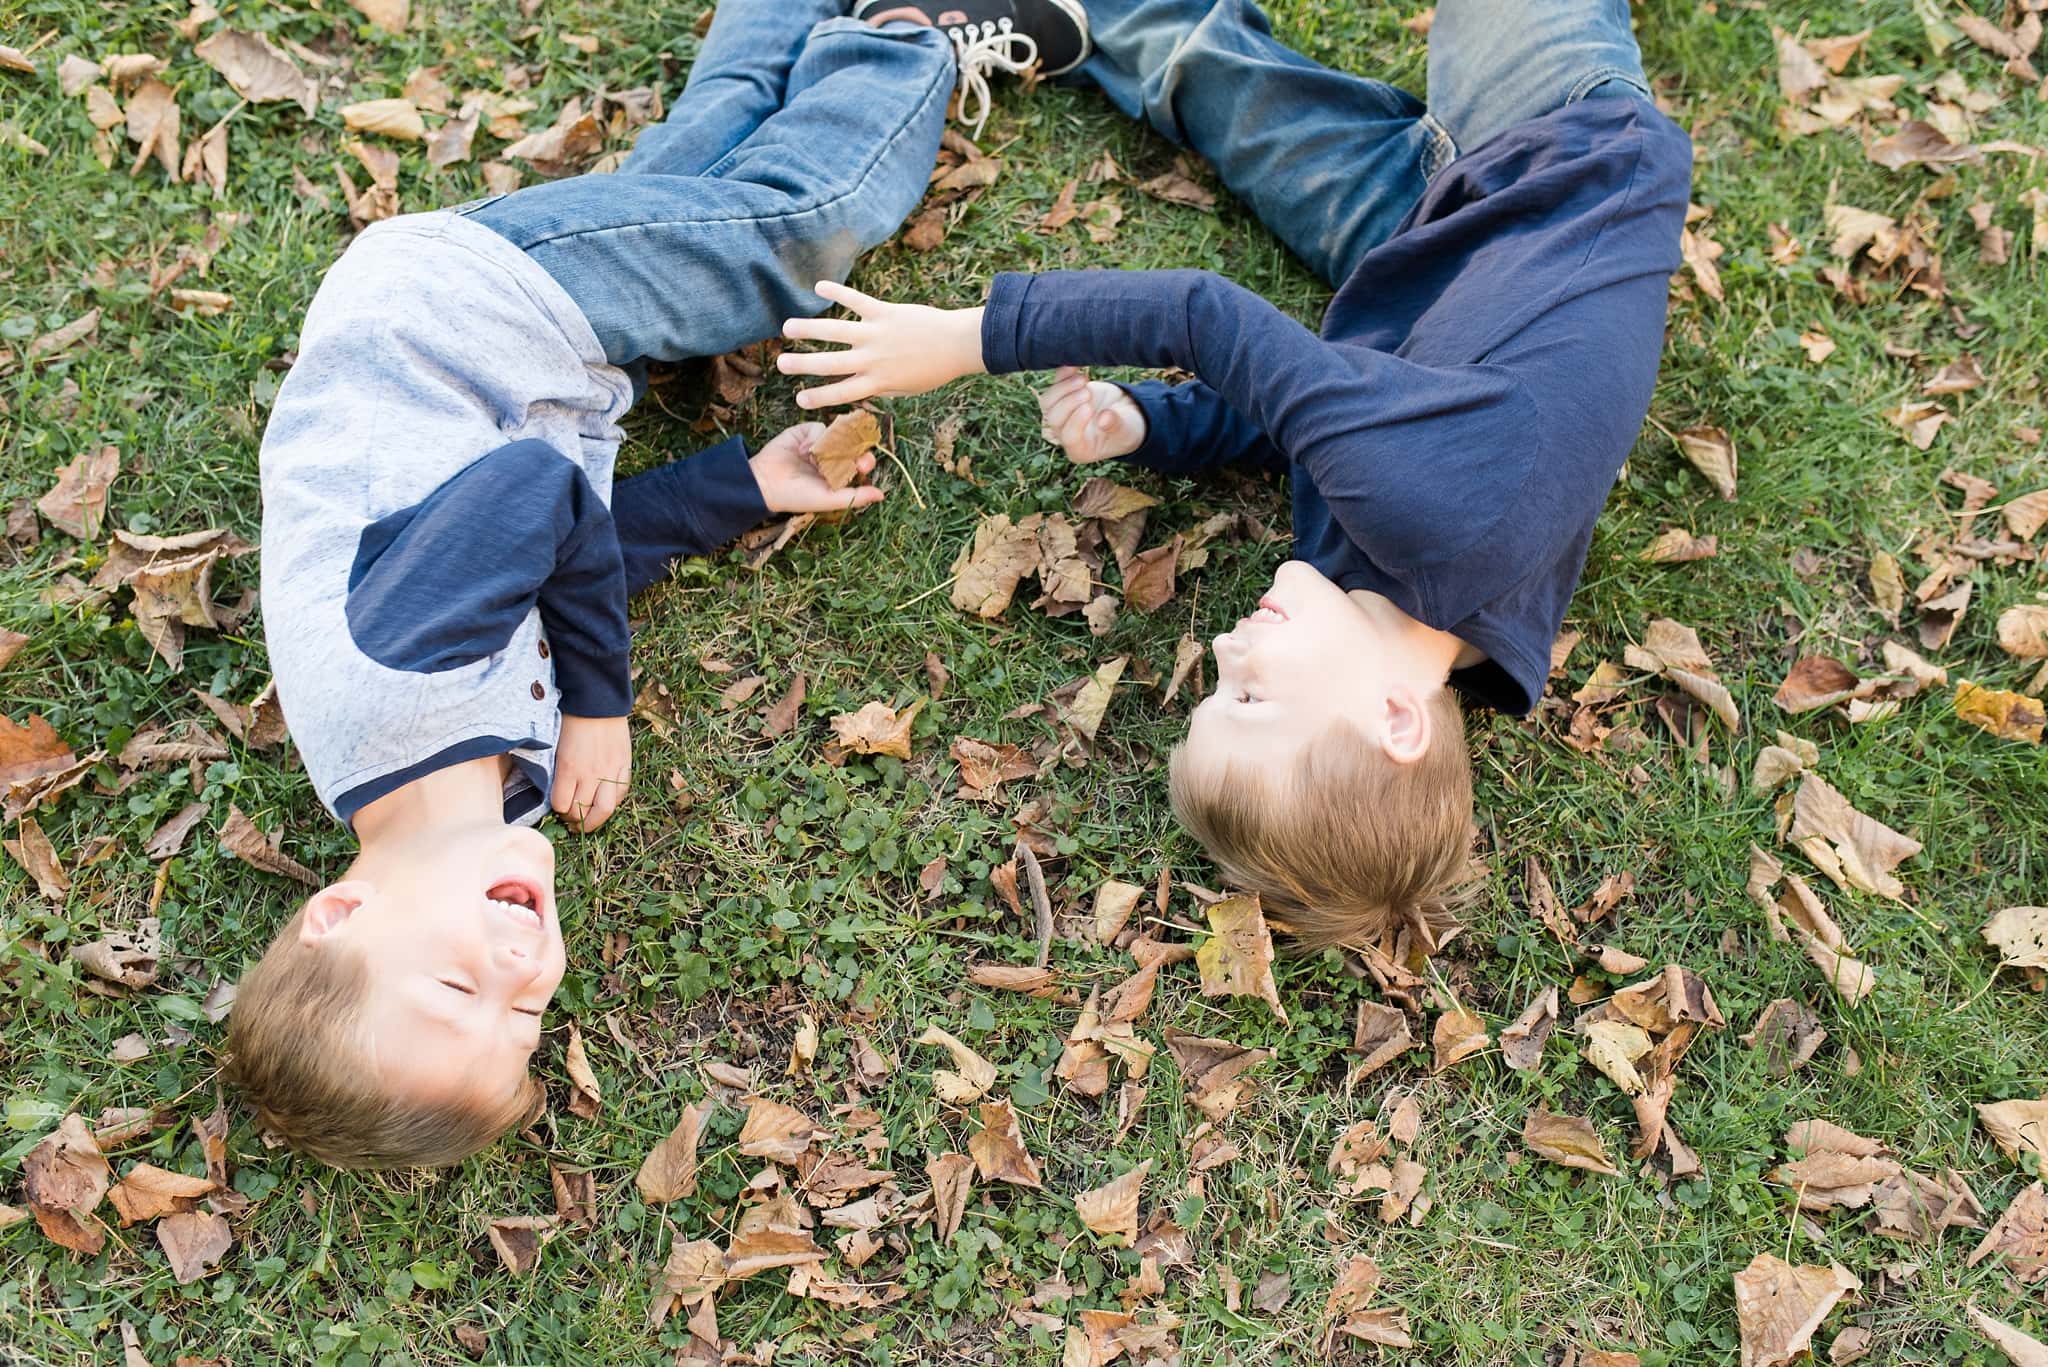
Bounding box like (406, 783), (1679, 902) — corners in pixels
(980, 96), (1692, 714)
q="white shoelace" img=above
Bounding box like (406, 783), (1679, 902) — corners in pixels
(946, 19), (1039, 137)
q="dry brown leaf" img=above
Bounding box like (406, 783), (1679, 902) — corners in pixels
(503, 97), (602, 176)
(1978, 1098), (2048, 1168)
(1733, 1255), (1860, 1367)
(1075, 1161), (1150, 1245)
(348, 0), (410, 34)
(1351, 1000), (1416, 1079)
(2004, 490), (2048, 541)
(1431, 1007), (1488, 1072)
(1884, 401), (1951, 451)
(563, 1020), (602, 1118)
(219, 805), (318, 886)
(1523, 1104), (1619, 1176)
(37, 446), (119, 540)
(761, 672), (806, 738)
(967, 1098), (1043, 1188)
(428, 107), (479, 169)
(829, 699), (922, 760)
(1680, 224), (1725, 303)
(812, 409), (880, 490)
(636, 1099), (711, 1204)
(1121, 538), (1181, 613)
(1073, 477), (1158, 521)
(1641, 528), (1718, 563)
(1775, 26), (1829, 100)
(1955, 680), (2045, 744)
(1983, 906), (2048, 971)
(341, 98), (425, 141)
(125, 78), (181, 181)
(1499, 986), (1558, 1071)
(1164, 1030), (1270, 1122)
(949, 513), (1042, 617)
(1057, 656), (1125, 745)
(1744, 998), (1827, 1076)
(1194, 893), (1287, 1023)
(1036, 178), (1079, 231)
(1969, 1181), (2048, 1288)
(1675, 426), (1737, 500)
(107, 1163), (216, 1226)
(0, 717), (71, 791)
(916, 1026), (998, 1104)
(950, 736), (1035, 800)
(69, 920), (159, 989)
(1137, 158), (1214, 209)
(193, 30), (316, 114)
(1092, 879), (1144, 943)
(1969, 1306), (2048, 1367)
(1788, 773), (1922, 900)
(1581, 1019), (1652, 1094)
(157, 1209), (231, 1283)
(1775, 657), (1866, 714)
(6, 817), (69, 901)
(737, 1098), (822, 1164)
(486, 1214), (557, 1275)
(927, 1151), (974, 1242)
(1801, 329), (1836, 364)
(1997, 606), (2048, 660)
(22, 1114), (110, 1254)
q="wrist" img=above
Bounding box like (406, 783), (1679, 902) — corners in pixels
(951, 307), (988, 379)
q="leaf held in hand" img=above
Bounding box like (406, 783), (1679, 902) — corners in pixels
(812, 410), (880, 491)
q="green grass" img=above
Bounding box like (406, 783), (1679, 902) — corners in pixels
(3, 0), (2047, 1363)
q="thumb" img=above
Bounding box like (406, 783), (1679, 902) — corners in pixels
(850, 486), (887, 507)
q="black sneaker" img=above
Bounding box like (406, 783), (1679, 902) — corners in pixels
(855, 0), (1092, 79)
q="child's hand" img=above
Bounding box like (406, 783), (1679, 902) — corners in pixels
(778, 281), (986, 409)
(749, 421), (886, 513)
(552, 714), (631, 832)
(1038, 367), (1146, 464)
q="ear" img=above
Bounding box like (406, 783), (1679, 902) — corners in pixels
(299, 880), (376, 945)
(1379, 684), (1435, 766)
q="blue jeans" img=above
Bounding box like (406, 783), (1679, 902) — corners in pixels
(467, 0), (952, 366)
(1074, 0), (1650, 287)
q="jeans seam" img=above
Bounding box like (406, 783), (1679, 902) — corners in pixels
(1566, 64), (1649, 104)
(1418, 112), (1457, 181)
(507, 37), (953, 250)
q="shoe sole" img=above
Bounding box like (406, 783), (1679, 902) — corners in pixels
(850, 0), (1093, 77)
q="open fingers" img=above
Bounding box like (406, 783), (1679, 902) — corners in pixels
(813, 279), (881, 314)
(778, 348), (863, 377)
(782, 316), (866, 344)
(795, 377), (877, 410)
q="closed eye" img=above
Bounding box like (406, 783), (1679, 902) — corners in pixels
(439, 979), (477, 996)
(511, 1006), (542, 1017)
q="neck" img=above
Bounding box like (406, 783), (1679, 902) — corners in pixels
(351, 755), (508, 866)
(1346, 588), (1479, 679)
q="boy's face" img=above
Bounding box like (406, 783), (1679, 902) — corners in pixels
(301, 822), (565, 1115)
(1181, 560), (1433, 775)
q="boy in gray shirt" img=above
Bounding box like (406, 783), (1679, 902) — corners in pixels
(228, 0), (1090, 1168)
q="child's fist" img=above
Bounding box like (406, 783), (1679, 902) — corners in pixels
(1038, 367), (1145, 465)
(552, 714), (631, 833)
(749, 421), (886, 514)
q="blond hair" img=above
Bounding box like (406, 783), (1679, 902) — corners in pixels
(1170, 690), (1473, 951)
(223, 911), (539, 1169)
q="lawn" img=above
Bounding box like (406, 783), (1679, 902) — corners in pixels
(2, 0), (2047, 1363)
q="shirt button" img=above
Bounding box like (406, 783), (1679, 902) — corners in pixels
(537, 639), (550, 659)
(530, 681), (545, 700)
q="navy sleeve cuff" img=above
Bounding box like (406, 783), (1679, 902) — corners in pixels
(981, 273), (1032, 375)
(612, 435), (770, 595)
(551, 637), (634, 717)
(1116, 380), (1183, 472)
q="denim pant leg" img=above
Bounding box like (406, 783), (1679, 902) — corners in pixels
(1425, 0), (1650, 158)
(1072, 0), (1445, 287)
(624, 0), (856, 178)
(468, 18), (952, 366)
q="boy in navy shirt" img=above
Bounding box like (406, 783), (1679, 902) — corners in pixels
(230, 0), (1089, 1168)
(778, 0), (1691, 948)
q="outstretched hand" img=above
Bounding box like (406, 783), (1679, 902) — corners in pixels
(1037, 367), (1146, 464)
(749, 421), (887, 514)
(778, 280), (986, 410)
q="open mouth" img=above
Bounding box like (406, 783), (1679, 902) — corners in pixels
(1247, 594), (1288, 625)
(487, 878), (547, 926)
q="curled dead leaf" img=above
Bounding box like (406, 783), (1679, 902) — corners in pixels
(156, 1209), (232, 1283)
(1523, 1104), (1619, 1176)
(1193, 893), (1287, 1023)
(916, 1026), (998, 1104)
(1732, 1255), (1859, 1367)
(22, 1114), (111, 1254)
(967, 1098), (1043, 1188)
(1074, 1161), (1149, 1245)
